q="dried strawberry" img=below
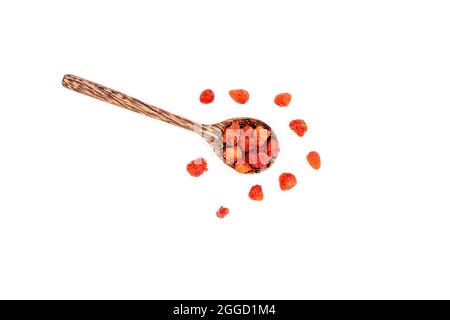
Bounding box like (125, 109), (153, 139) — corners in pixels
(186, 157), (208, 177)
(223, 121), (242, 146)
(235, 163), (252, 174)
(239, 131), (256, 153)
(216, 206), (229, 218)
(274, 93), (292, 107)
(249, 152), (271, 169)
(229, 121), (241, 130)
(257, 153), (271, 168)
(267, 138), (280, 157)
(307, 151), (321, 170)
(289, 119), (308, 137)
(253, 126), (270, 147)
(279, 173), (297, 191)
(229, 89), (249, 104)
(224, 146), (243, 164)
(199, 89), (215, 104)
(248, 185), (264, 201)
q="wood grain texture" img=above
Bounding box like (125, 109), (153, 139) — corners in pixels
(62, 74), (197, 132)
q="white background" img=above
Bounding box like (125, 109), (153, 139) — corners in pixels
(1, 1), (450, 299)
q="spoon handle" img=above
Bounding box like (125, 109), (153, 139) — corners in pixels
(62, 74), (196, 132)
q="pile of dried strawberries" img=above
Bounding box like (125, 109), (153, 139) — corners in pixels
(222, 120), (280, 174)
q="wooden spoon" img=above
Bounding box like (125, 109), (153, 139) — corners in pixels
(62, 74), (279, 174)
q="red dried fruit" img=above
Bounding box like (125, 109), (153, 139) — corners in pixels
(289, 119), (308, 137)
(274, 93), (292, 107)
(239, 132), (256, 153)
(186, 157), (208, 177)
(229, 121), (241, 130)
(223, 120), (242, 145)
(225, 146), (243, 164)
(267, 138), (280, 157)
(221, 120), (279, 174)
(229, 89), (249, 104)
(279, 173), (297, 191)
(250, 152), (270, 169)
(235, 163), (252, 174)
(199, 89), (215, 104)
(253, 126), (271, 147)
(216, 206), (229, 218)
(307, 151), (321, 170)
(248, 185), (264, 201)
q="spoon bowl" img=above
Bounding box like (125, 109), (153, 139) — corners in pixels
(204, 117), (279, 174)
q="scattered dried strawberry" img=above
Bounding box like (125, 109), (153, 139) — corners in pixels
(248, 185), (264, 201)
(216, 206), (229, 218)
(199, 89), (215, 104)
(229, 89), (249, 104)
(279, 173), (297, 191)
(289, 119), (308, 137)
(274, 93), (292, 107)
(186, 157), (208, 177)
(307, 151), (321, 170)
